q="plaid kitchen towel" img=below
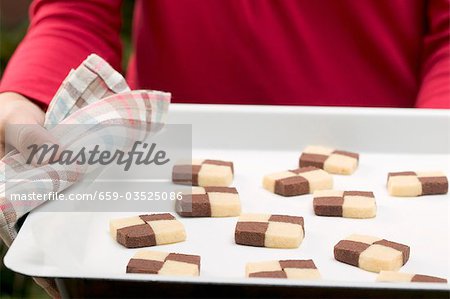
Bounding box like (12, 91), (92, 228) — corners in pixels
(0, 54), (170, 296)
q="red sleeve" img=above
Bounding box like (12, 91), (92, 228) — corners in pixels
(0, 0), (123, 108)
(415, 0), (450, 108)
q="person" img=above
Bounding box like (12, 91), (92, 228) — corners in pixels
(1, 0), (449, 159)
(0, 2), (448, 296)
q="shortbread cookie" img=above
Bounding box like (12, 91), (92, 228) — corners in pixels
(127, 250), (200, 276)
(334, 234), (410, 273)
(387, 171), (448, 197)
(235, 214), (304, 248)
(263, 166), (333, 196)
(299, 145), (359, 175)
(377, 271), (447, 283)
(110, 213), (186, 248)
(172, 159), (234, 186)
(313, 190), (376, 218)
(246, 259), (320, 280)
(176, 187), (241, 217)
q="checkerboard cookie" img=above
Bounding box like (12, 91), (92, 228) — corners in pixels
(127, 250), (200, 276)
(110, 213), (186, 248)
(299, 145), (359, 175)
(377, 271), (447, 283)
(334, 234), (410, 273)
(246, 259), (320, 280)
(235, 214), (305, 248)
(313, 190), (376, 218)
(387, 171), (448, 197)
(172, 159), (234, 186)
(263, 166), (333, 196)
(176, 187), (241, 217)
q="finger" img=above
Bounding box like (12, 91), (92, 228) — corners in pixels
(33, 277), (61, 299)
(6, 124), (62, 166)
(0, 142), (4, 160)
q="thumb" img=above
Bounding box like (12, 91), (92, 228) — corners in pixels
(6, 124), (62, 166)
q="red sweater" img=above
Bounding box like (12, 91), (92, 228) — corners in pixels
(1, 0), (449, 108)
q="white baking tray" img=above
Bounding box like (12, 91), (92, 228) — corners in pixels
(4, 104), (450, 292)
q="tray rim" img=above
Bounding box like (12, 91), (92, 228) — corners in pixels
(168, 103), (450, 116)
(4, 254), (449, 292)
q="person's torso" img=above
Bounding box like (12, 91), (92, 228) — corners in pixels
(127, 0), (425, 107)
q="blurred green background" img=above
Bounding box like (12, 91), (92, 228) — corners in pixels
(0, 0), (134, 298)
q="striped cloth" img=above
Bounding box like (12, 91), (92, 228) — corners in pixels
(0, 54), (170, 296)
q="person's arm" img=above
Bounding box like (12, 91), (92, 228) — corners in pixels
(0, 0), (123, 108)
(415, 0), (450, 108)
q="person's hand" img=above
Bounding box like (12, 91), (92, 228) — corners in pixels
(0, 92), (56, 161)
